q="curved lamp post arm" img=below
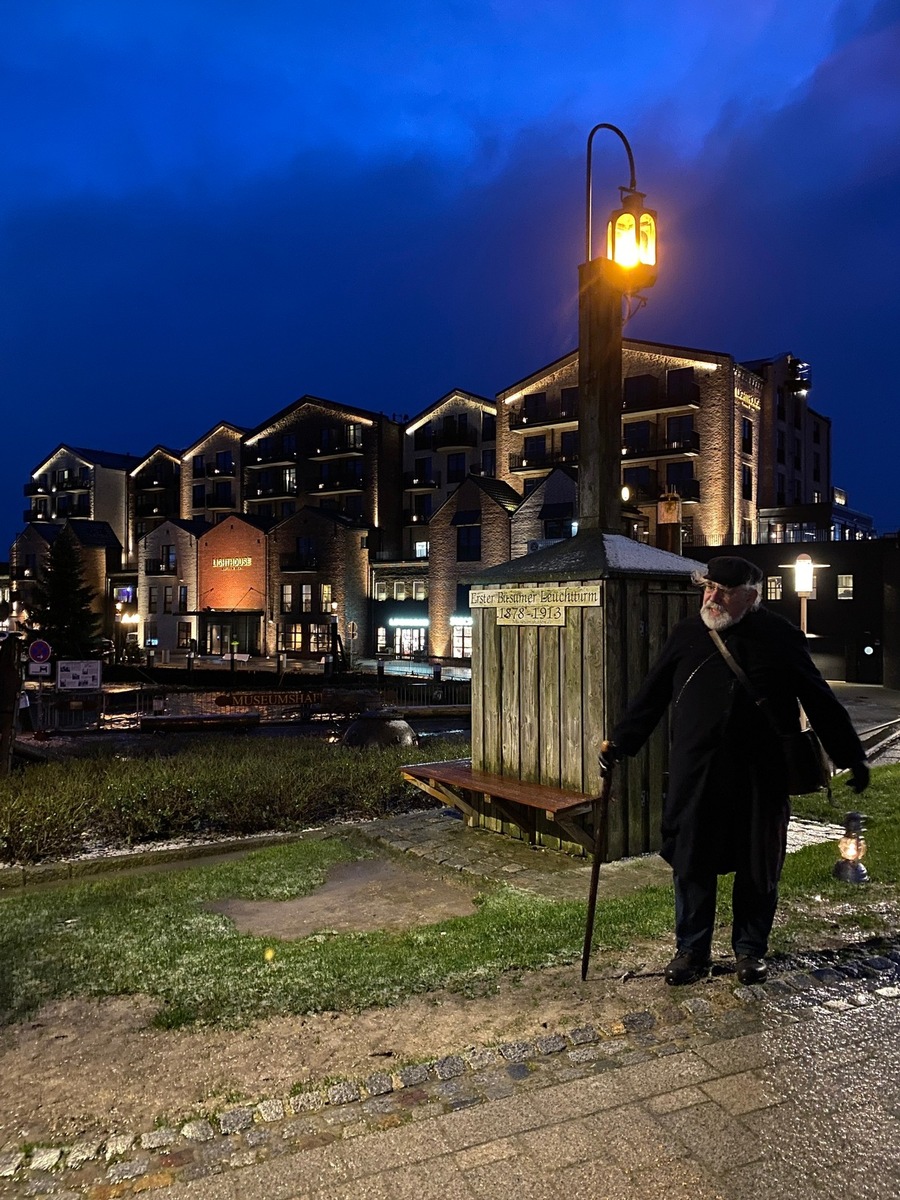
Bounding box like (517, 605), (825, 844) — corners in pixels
(585, 123), (638, 262)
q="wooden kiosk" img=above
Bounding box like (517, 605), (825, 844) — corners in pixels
(402, 531), (703, 860)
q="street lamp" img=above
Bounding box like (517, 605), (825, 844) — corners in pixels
(579, 123), (658, 537)
(778, 552), (829, 635)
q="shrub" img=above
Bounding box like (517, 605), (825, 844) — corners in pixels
(0, 736), (467, 865)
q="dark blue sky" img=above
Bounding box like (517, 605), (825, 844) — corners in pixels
(3, 0), (900, 554)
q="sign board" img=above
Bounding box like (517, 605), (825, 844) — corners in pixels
(57, 660), (102, 691)
(496, 603), (565, 626)
(27, 662), (53, 678)
(29, 639), (52, 663)
(470, 586), (601, 609)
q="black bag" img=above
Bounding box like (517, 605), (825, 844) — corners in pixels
(708, 630), (832, 795)
(779, 728), (831, 795)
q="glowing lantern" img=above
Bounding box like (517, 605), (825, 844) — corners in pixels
(606, 190), (657, 287)
(833, 811), (869, 884)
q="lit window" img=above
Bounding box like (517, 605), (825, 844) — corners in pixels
(837, 574), (854, 601)
(302, 584), (312, 613)
(767, 576), (782, 601)
(374, 581), (388, 601)
(321, 583), (332, 609)
(394, 581), (407, 600)
(414, 541), (429, 559)
(413, 580), (427, 600)
(281, 584), (293, 612)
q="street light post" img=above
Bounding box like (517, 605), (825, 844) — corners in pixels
(579, 123), (657, 534)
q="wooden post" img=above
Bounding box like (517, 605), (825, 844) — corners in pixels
(0, 638), (21, 777)
(577, 257), (623, 533)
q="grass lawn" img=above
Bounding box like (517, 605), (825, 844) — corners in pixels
(1, 764), (897, 1030)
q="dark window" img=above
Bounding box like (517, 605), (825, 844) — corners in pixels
(776, 388), (786, 420)
(163, 586), (173, 614)
(193, 455), (205, 476)
(812, 423), (821, 444)
(455, 584), (471, 613)
(446, 452), (467, 483)
(148, 586), (158, 614)
(215, 450), (233, 472)
(813, 453), (821, 482)
(177, 621), (192, 649)
(741, 417), (753, 455)
(456, 525), (481, 562)
(522, 435), (545, 461)
(741, 464), (753, 501)
(178, 585), (188, 613)
(482, 413), (496, 441)
(192, 483), (205, 507)
(667, 415), (694, 446)
(776, 431), (785, 464)
(666, 461), (694, 487)
(560, 430), (579, 460)
(481, 448), (496, 477)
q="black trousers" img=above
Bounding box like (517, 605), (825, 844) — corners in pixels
(674, 870), (778, 960)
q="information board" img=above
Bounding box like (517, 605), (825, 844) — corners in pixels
(57, 661), (102, 690)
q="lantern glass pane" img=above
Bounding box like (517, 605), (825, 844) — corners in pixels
(613, 212), (638, 267)
(639, 213), (656, 265)
(795, 555), (814, 594)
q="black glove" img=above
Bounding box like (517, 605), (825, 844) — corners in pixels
(598, 742), (622, 776)
(845, 761), (870, 794)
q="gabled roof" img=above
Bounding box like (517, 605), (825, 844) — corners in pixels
(181, 422), (247, 457)
(467, 529), (704, 584)
(432, 474), (522, 524)
(244, 394), (385, 444)
(143, 517), (211, 538)
(404, 389), (495, 435)
(32, 444), (142, 475)
(200, 512), (275, 537)
(131, 446), (181, 475)
(16, 522), (64, 546)
(63, 520), (122, 550)
(271, 505), (360, 533)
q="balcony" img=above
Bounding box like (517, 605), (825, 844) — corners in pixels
(621, 431), (701, 464)
(508, 450), (579, 476)
(621, 469), (660, 504)
(144, 559), (177, 576)
(623, 373), (701, 417)
(135, 472), (178, 491)
(508, 399), (578, 433)
(402, 471), (441, 491)
(23, 481), (48, 497)
(249, 482), (298, 501)
(411, 431), (434, 452)
(666, 479), (701, 503)
(433, 425), (478, 451)
(310, 438), (365, 461)
(248, 445), (301, 467)
(135, 495), (176, 516)
(23, 507), (49, 523)
(52, 474), (92, 493)
(316, 475), (364, 495)
(403, 510), (431, 526)
(280, 554), (319, 571)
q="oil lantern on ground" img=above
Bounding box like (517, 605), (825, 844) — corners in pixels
(833, 810), (869, 884)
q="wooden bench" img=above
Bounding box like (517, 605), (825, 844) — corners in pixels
(400, 757), (601, 854)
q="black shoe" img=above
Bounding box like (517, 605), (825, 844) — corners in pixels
(664, 952), (711, 986)
(735, 956), (768, 985)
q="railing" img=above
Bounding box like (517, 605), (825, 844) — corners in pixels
(280, 554), (319, 570)
(509, 450), (579, 471)
(622, 431), (701, 459)
(143, 560), (177, 576)
(433, 426), (478, 450)
(509, 400), (577, 430)
(206, 490), (235, 508)
(316, 475), (364, 493)
(402, 471), (441, 489)
(403, 510), (431, 525)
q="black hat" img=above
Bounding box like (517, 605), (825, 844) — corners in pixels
(703, 556), (763, 588)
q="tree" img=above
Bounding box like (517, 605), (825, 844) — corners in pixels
(28, 528), (101, 658)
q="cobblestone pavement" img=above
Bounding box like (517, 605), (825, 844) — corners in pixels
(1, 941), (899, 1198)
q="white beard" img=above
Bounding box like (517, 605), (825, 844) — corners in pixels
(700, 604), (735, 631)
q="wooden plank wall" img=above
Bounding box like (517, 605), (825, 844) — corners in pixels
(469, 578), (695, 858)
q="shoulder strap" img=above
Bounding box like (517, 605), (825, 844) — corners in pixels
(708, 628), (766, 709)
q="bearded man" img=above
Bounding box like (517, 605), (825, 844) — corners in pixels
(603, 555), (869, 986)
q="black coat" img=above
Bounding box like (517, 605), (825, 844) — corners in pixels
(611, 606), (864, 890)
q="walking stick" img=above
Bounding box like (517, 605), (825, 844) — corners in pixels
(581, 743), (614, 981)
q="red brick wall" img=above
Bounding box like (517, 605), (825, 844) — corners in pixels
(198, 519), (268, 611)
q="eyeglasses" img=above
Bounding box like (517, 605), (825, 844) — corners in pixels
(700, 580), (741, 598)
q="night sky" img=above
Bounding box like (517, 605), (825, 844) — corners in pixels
(3, 1), (900, 556)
